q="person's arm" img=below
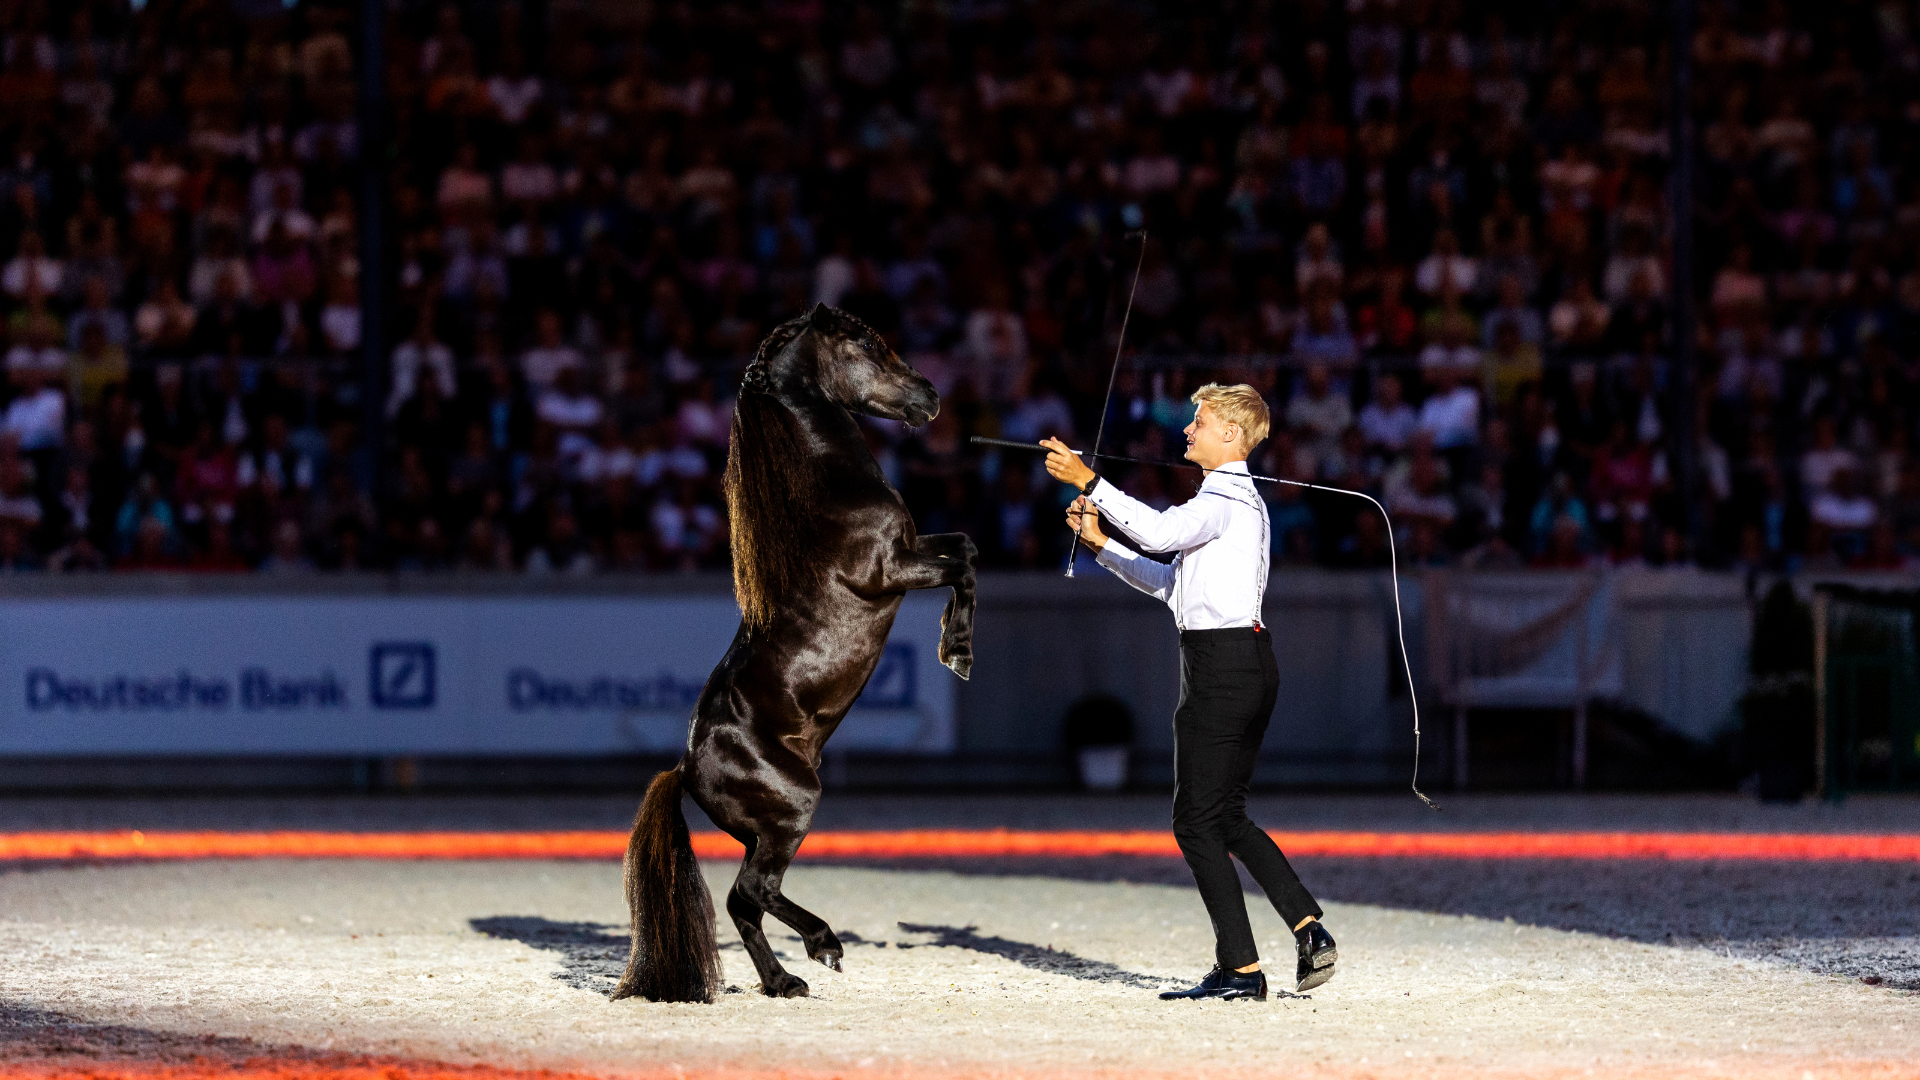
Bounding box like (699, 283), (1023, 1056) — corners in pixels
(1042, 436), (1231, 553)
(1066, 497), (1173, 600)
(1085, 479), (1231, 554)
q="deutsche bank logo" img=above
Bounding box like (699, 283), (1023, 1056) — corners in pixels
(369, 643), (436, 709)
(855, 643), (916, 710)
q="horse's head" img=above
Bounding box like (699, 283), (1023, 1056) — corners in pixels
(796, 303), (939, 426)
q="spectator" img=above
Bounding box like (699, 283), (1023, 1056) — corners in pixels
(1358, 373), (1417, 455)
(1415, 362), (1481, 452)
(1285, 362), (1352, 465)
(318, 274), (361, 355)
(3, 232), (61, 299)
(1549, 275), (1611, 352)
(3, 0), (1912, 577)
(68, 322), (127, 414)
(1385, 450), (1458, 543)
(1799, 416), (1856, 498)
(388, 312), (457, 416)
(134, 278), (197, 355)
(1414, 228), (1477, 297)
(1530, 474), (1594, 565)
(258, 518), (315, 574)
(1808, 467), (1877, 553)
(961, 281), (1027, 405)
(3, 367), (65, 453)
(537, 367), (605, 461)
(1481, 275), (1544, 348)
(1419, 314), (1482, 379)
(1482, 320), (1542, 414)
(1293, 289), (1358, 366)
(520, 308), (584, 392)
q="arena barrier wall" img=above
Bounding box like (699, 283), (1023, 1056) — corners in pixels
(0, 569), (1906, 788)
(0, 579), (954, 757)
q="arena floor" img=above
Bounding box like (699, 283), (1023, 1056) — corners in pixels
(2, 793), (1917, 1080)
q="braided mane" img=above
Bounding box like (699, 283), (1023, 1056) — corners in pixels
(725, 316), (824, 627)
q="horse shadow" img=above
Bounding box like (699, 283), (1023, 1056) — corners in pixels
(471, 915), (1218, 996)
(470, 916), (848, 996)
(469, 916), (635, 996)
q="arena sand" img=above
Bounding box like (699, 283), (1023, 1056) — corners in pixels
(1, 858), (1917, 1079)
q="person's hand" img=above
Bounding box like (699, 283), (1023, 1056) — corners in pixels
(1042, 437), (1096, 490)
(1065, 496), (1107, 551)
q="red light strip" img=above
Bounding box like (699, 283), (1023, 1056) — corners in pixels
(2, 829), (1918, 863)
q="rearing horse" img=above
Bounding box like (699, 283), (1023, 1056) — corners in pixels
(614, 304), (977, 1003)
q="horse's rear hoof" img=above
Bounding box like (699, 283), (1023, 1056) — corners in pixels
(812, 948), (843, 972)
(762, 974), (810, 998)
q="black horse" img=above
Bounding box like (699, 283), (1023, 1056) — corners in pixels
(613, 304), (976, 1003)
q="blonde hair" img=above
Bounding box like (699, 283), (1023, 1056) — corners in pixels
(1190, 382), (1271, 449)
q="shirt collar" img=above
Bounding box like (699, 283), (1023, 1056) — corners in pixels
(1201, 459), (1254, 489)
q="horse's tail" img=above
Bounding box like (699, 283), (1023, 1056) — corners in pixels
(612, 763), (721, 1003)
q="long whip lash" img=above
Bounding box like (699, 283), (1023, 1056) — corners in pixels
(976, 435), (1439, 810)
(1067, 231), (1149, 579)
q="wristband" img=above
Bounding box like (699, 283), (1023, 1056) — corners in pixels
(1079, 472), (1101, 497)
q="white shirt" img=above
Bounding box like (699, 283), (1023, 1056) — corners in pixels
(1088, 460), (1270, 631)
(388, 338), (457, 416)
(2, 388), (65, 451)
(521, 345), (584, 391)
(1358, 402), (1417, 450)
(1810, 492), (1876, 531)
(1416, 387), (1481, 449)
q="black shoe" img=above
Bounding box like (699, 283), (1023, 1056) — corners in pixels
(1295, 922), (1337, 992)
(1157, 964), (1268, 1001)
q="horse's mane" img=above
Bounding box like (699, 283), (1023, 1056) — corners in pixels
(725, 318), (823, 628)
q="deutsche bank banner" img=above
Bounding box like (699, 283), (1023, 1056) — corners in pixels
(0, 593), (956, 756)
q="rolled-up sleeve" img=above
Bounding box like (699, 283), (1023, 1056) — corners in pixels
(1094, 536), (1174, 600)
(1087, 481), (1232, 554)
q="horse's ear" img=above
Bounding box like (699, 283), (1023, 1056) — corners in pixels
(807, 302), (828, 324)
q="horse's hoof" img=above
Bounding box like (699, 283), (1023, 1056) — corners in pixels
(942, 650), (972, 680)
(807, 930), (844, 972)
(762, 974), (809, 998)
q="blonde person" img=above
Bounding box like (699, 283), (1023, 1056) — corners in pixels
(1042, 383), (1337, 1000)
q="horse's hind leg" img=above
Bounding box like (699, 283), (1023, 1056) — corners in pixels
(724, 836), (812, 998)
(732, 827), (843, 995)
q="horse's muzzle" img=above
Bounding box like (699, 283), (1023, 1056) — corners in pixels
(899, 382), (940, 426)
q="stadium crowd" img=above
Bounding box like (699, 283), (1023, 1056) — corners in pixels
(0, 0), (1916, 573)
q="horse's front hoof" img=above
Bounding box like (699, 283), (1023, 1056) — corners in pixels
(812, 948), (843, 972)
(762, 973), (810, 998)
(942, 649), (972, 680)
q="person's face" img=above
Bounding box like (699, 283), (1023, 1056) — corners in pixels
(1183, 402), (1245, 469)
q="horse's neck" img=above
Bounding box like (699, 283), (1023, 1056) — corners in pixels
(784, 397), (882, 480)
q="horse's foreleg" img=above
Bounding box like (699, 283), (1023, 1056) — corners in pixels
(900, 533), (978, 680)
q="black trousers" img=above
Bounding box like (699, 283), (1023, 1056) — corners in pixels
(1172, 625), (1322, 970)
